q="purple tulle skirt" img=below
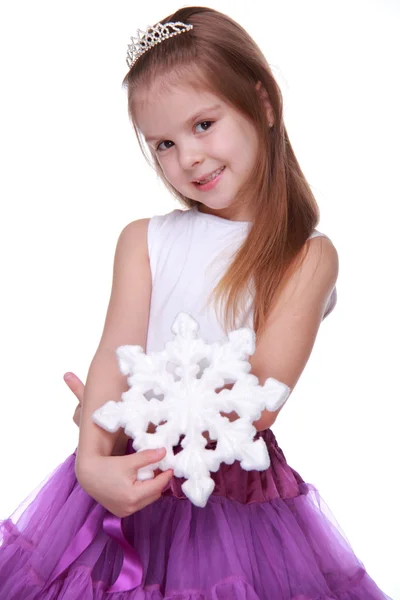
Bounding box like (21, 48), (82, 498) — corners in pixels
(0, 429), (392, 599)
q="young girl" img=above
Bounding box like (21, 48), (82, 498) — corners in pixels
(0, 6), (392, 599)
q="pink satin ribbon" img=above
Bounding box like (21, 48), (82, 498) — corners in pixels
(44, 503), (143, 592)
(103, 512), (143, 592)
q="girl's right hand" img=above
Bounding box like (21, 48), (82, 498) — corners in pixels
(64, 371), (173, 517)
(75, 449), (173, 517)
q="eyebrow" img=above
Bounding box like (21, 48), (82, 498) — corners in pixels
(144, 103), (222, 143)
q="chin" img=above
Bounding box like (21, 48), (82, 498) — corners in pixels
(198, 197), (237, 211)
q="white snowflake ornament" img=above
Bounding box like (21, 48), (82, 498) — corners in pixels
(92, 312), (291, 507)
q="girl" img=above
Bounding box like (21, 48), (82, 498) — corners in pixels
(0, 6), (392, 599)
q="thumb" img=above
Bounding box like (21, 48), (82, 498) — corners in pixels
(130, 448), (166, 470)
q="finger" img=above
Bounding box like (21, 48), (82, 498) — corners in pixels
(136, 469), (173, 496)
(129, 448), (167, 470)
(129, 471), (174, 513)
(64, 372), (85, 404)
(154, 469), (174, 490)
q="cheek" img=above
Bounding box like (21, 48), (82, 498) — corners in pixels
(156, 155), (170, 176)
(158, 157), (180, 185)
(221, 124), (246, 156)
(209, 135), (234, 162)
(234, 125), (258, 164)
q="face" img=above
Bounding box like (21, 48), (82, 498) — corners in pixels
(133, 80), (260, 221)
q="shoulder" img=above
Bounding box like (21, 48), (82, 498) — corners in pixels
(97, 218), (153, 352)
(147, 209), (195, 252)
(119, 217), (151, 236)
(273, 233), (339, 323)
(115, 218), (151, 259)
(301, 233), (339, 291)
(116, 209), (193, 256)
(263, 233), (338, 334)
(149, 208), (193, 230)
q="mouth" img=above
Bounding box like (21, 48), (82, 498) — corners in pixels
(193, 166), (225, 186)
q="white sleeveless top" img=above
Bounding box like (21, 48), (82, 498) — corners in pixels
(146, 207), (337, 353)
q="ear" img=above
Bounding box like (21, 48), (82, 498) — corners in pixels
(256, 81), (274, 127)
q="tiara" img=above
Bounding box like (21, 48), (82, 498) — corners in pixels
(126, 21), (194, 68)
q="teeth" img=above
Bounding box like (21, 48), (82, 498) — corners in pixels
(197, 167), (224, 184)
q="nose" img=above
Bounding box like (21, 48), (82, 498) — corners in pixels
(178, 142), (204, 171)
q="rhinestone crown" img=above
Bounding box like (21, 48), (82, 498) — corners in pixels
(126, 21), (194, 68)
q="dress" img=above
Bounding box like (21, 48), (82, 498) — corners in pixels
(0, 207), (391, 599)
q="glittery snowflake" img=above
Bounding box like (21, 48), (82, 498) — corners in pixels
(92, 312), (291, 507)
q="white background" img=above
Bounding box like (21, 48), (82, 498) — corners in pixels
(0, 0), (398, 597)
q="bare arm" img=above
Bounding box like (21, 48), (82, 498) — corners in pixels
(219, 236), (339, 431)
(77, 351), (132, 458)
(251, 235), (339, 430)
(69, 373), (129, 455)
(75, 218), (152, 473)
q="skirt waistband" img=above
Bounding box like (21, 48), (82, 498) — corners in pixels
(127, 429), (306, 505)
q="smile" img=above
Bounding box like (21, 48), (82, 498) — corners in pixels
(194, 166), (225, 185)
(193, 166), (226, 191)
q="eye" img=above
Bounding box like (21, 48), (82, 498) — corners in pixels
(156, 140), (174, 152)
(195, 120), (214, 133)
(155, 121), (214, 153)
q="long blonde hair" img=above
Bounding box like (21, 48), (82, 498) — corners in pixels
(122, 6), (320, 335)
